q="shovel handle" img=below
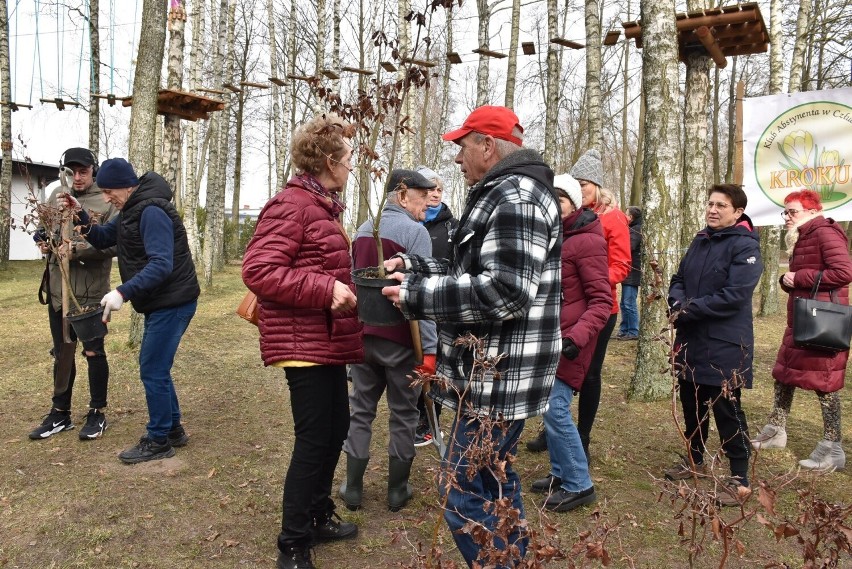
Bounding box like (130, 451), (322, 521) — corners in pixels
(409, 320), (423, 366)
(60, 214), (72, 343)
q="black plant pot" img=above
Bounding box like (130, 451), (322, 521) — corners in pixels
(352, 267), (405, 327)
(66, 305), (108, 341)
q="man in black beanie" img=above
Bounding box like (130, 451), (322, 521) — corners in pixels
(63, 158), (200, 464)
(30, 147), (117, 442)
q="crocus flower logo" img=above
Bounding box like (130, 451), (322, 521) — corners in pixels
(779, 130), (814, 172)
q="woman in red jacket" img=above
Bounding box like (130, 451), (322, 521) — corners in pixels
(242, 114), (364, 569)
(530, 174), (611, 512)
(751, 190), (852, 471)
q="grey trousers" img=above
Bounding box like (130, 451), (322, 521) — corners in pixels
(343, 335), (422, 462)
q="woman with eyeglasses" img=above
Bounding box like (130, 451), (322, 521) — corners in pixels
(665, 184), (762, 507)
(751, 189), (852, 471)
(242, 113), (363, 569)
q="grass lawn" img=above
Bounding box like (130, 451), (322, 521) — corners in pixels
(0, 260), (849, 568)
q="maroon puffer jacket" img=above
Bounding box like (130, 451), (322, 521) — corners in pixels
(772, 215), (852, 392)
(242, 176), (363, 367)
(555, 209), (612, 390)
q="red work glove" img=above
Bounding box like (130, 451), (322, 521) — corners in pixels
(415, 354), (436, 376)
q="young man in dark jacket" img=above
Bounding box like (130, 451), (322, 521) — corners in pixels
(665, 184), (762, 507)
(65, 158), (200, 464)
(30, 147), (118, 441)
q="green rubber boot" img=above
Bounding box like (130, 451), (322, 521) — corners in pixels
(338, 455), (369, 511)
(387, 457), (414, 512)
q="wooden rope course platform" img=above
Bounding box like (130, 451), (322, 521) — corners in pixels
(121, 88), (225, 121)
(0, 101), (34, 111)
(38, 98), (80, 110)
(622, 1), (768, 66)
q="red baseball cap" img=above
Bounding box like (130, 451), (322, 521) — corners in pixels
(442, 106), (524, 146)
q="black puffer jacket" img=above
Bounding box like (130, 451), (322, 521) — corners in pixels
(423, 203), (458, 260)
(623, 217), (642, 287)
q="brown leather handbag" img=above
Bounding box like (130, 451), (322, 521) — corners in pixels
(236, 290), (260, 326)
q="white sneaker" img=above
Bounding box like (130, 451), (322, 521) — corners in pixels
(751, 424), (787, 450)
(799, 440), (846, 471)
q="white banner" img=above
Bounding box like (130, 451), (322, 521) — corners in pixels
(743, 87), (852, 227)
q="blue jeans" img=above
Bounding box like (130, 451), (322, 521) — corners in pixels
(543, 381), (593, 492)
(441, 417), (526, 568)
(619, 285), (639, 336)
(138, 300), (196, 441)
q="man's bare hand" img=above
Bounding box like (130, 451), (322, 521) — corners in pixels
(331, 280), (357, 312)
(383, 257), (405, 274)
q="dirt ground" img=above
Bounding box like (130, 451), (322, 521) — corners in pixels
(0, 261), (849, 568)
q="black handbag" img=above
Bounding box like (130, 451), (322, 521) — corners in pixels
(792, 271), (852, 352)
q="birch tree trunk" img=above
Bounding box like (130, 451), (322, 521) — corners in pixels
(503, 0), (521, 109)
(629, 91), (644, 207)
(711, 66), (720, 184)
(88, 0), (100, 153)
(541, 0), (558, 165)
(584, 0), (603, 149)
(316, 0), (326, 77)
(0, 0), (12, 268)
(286, 0), (296, 178)
(680, 0), (712, 249)
(163, 0), (186, 207)
(724, 58), (737, 183)
(474, 0), (490, 107)
(759, 0), (812, 317)
(618, 0), (631, 204)
(215, 0), (236, 269)
(126, 0), (167, 347)
(267, 0), (283, 191)
(184, 0), (204, 262)
(129, 0), (166, 173)
(398, 0), (412, 166)
(202, 0), (229, 287)
(757, 0), (786, 317)
(788, 0), (812, 92)
(433, 6), (453, 167)
(331, 0), (341, 94)
(629, 0), (682, 401)
(355, 0), (370, 227)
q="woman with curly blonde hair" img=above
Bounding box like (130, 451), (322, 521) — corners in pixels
(243, 113), (363, 569)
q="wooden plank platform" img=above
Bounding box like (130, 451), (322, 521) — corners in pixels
(622, 1), (768, 63)
(121, 88), (225, 121)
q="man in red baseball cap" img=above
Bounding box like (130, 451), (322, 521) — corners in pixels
(441, 106), (526, 188)
(381, 106), (561, 567)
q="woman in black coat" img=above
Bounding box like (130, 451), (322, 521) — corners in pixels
(665, 184), (763, 507)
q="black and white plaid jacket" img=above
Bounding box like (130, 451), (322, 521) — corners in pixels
(398, 149), (562, 421)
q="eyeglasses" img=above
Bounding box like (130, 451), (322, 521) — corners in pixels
(781, 209), (802, 218)
(706, 201), (732, 210)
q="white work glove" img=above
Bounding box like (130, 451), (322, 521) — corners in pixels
(100, 289), (125, 321)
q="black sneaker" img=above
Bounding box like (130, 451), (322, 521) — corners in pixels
(277, 545), (315, 569)
(79, 409), (108, 440)
(28, 409), (75, 440)
(312, 510), (358, 542)
(118, 436), (175, 464)
(543, 486), (597, 512)
(414, 422), (433, 447)
(167, 425), (189, 447)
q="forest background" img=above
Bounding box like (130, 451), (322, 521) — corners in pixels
(0, 0), (851, 566)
